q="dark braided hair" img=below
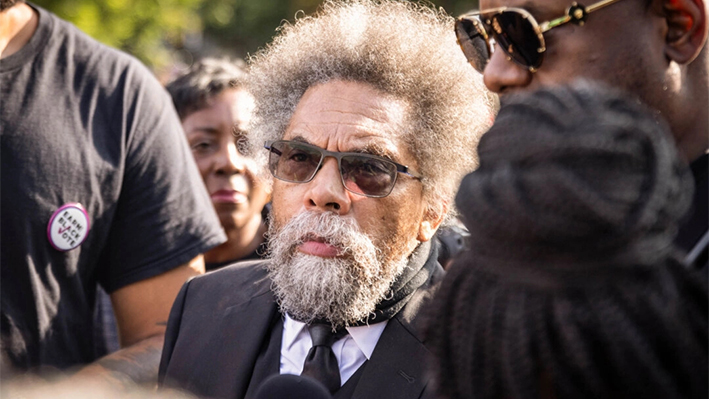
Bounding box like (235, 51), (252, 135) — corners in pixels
(165, 57), (248, 120)
(426, 81), (708, 399)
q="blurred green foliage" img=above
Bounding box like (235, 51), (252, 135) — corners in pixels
(33, 0), (479, 72)
(33, 0), (205, 70)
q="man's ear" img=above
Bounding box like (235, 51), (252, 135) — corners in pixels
(662, 0), (708, 63)
(417, 201), (447, 242)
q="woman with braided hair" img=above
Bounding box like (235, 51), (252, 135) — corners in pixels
(426, 81), (708, 399)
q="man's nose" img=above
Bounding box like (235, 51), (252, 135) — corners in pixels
(215, 142), (245, 175)
(303, 157), (351, 214)
(483, 49), (533, 93)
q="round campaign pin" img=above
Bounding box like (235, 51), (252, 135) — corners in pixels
(47, 203), (91, 251)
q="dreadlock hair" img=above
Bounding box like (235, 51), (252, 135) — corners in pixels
(426, 80), (708, 399)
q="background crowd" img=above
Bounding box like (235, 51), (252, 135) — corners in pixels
(1, 0), (707, 398)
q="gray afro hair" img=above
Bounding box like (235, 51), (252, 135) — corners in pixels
(247, 0), (495, 213)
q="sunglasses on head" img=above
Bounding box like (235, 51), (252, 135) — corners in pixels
(264, 140), (422, 198)
(455, 0), (626, 73)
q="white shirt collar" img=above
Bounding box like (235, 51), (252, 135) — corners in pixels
(282, 315), (308, 353)
(283, 314), (387, 360)
(345, 322), (386, 360)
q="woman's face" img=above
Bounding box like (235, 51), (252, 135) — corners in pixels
(183, 88), (270, 232)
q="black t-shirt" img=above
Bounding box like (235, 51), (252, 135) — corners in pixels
(0, 4), (226, 372)
(204, 241), (268, 272)
(676, 153), (708, 268)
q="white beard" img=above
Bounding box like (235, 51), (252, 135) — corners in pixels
(266, 211), (408, 328)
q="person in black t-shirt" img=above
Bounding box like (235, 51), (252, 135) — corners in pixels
(1, 0), (224, 389)
(94, 58), (274, 355)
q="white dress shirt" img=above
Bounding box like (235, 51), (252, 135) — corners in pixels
(280, 314), (388, 385)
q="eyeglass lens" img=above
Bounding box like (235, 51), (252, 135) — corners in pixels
(456, 11), (543, 71)
(268, 141), (399, 197)
(491, 11), (543, 69)
(455, 18), (490, 72)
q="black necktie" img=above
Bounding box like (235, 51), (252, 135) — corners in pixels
(301, 323), (347, 394)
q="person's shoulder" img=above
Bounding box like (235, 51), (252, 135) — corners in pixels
(40, 7), (122, 60)
(186, 259), (272, 296)
(171, 260), (273, 313)
(37, 5), (157, 86)
(206, 258), (270, 277)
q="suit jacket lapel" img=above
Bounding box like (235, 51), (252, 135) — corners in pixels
(211, 287), (278, 399)
(346, 316), (431, 399)
(160, 261), (282, 399)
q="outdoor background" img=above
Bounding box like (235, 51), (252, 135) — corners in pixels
(33, 0), (479, 81)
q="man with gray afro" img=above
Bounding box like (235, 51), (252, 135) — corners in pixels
(158, 1), (493, 398)
(246, 0), (494, 210)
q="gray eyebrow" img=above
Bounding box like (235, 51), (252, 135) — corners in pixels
(288, 135), (399, 162)
(289, 135), (312, 145)
(358, 142), (396, 161)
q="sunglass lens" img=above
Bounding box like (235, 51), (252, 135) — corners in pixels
(455, 18), (490, 72)
(490, 11), (543, 69)
(269, 141), (321, 182)
(341, 155), (397, 197)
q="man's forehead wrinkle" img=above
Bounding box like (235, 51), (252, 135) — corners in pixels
(306, 82), (409, 121)
(337, 126), (401, 158)
(289, 119), (398, 137)
(288, 107), (404, 144)
(283, 80), (413, 164)
(311, 102), (407, 127)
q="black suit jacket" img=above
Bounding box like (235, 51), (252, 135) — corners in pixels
(158, 258), (444, 399)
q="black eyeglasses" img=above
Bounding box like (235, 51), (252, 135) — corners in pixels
(264, 140), (422, 198)
(455, 0), (625, 72)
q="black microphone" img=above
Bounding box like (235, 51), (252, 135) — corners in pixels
(254, 374), (333, 399)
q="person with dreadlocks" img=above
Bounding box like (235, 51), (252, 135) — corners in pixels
(426, 81), (708, 399)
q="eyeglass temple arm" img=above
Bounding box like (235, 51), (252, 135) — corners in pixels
(585, 0), (624, 13)
(540, 0), (624, 32)
(397, 165), (422, 179)
(264, 142), (282, 156)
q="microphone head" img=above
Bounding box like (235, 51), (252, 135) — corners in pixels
(254, 374), (333, 399)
